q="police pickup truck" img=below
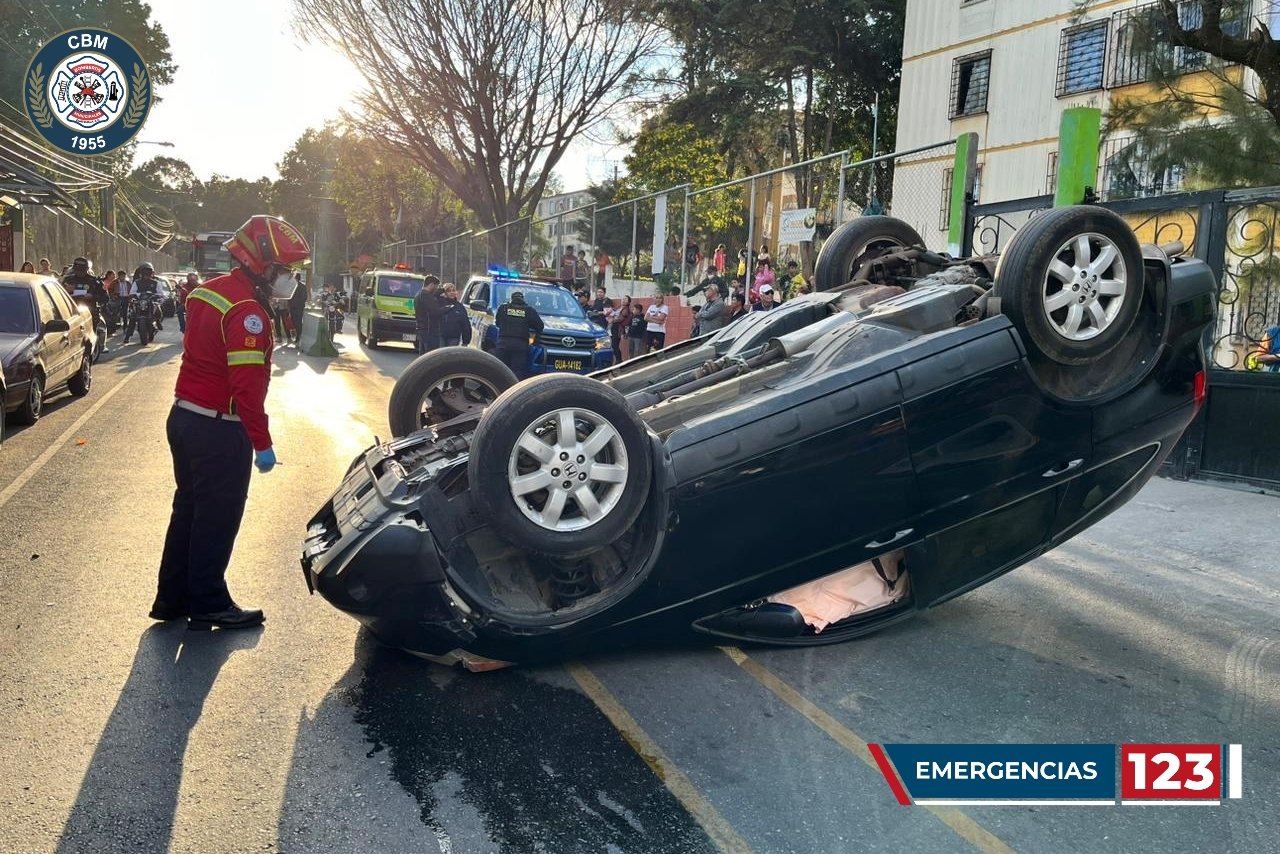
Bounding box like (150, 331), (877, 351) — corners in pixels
(460, 272), (614, 375)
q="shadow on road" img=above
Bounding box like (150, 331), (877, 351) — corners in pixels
(54, 623), (261, 854)
(275, 630), (713, 853)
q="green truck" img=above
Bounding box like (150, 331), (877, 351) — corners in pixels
(356, 268), (427, 348)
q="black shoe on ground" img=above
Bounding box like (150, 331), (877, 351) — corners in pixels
(187, 606), (265, 631)
(148, 600), (189, 621)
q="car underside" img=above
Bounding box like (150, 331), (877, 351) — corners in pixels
(302, 206), (1215, 669)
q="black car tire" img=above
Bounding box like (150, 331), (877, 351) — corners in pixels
(13, 370), (43, 425)
(68, 348), (92, 397)
(469, 374), (652, 558)
(813, 216), (924, 291)
(994, 205), (1144, 366)
(388, 347), (518, 437)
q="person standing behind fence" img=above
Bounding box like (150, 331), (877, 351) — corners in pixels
(575, 250), (590, 291)
(714, 244), (726, 276)
(684, 237), (701, 285)
(695, 283), (726, 335)
(609, 294), (630, 362)
(645, 293), (670, 353)
(594, 249), (610, 288)
(626, 302), (647, 360)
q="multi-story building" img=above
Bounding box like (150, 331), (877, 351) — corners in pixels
(535, 189), (595, 257)
(891, 0), (1280, 240)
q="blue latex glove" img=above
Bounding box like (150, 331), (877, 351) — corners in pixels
(254, 447), (277, 473)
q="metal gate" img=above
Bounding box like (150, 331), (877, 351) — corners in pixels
(966, 186), (1280, 490)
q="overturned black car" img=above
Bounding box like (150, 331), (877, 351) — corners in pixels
(302, 206), (1214, 669)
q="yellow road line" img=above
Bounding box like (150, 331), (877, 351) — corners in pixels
(565, 661), (755, 854)
(720, 646), (1016, 854)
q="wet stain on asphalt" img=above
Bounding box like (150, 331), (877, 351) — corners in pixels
(346, 636), (717, 853)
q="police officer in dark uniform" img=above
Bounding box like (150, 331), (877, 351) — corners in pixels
(62, 257), (110, 352)
(494, 290), (544, 379)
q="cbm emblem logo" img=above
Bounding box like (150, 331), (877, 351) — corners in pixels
(25, 29), (152, 155)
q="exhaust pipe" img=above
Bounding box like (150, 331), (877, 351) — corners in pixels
(767, 311), (856, 358)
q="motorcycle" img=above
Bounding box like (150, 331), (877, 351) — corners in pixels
(130, 293), (158, 345)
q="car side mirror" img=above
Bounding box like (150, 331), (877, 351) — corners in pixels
(469, 299), (487, 312)
(44, 318), (71, 334)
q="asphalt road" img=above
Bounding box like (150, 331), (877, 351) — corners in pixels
(0, 320), (1276, 854)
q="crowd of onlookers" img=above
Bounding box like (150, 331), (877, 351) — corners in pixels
(556, 238), (813, 361)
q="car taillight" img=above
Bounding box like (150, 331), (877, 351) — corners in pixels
(1193, 369), (1207, 407)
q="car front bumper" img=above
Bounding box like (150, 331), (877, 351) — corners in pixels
(370, 316), (417, 340)
(301, 439), (477, 655)
(530, 345), (614, 374)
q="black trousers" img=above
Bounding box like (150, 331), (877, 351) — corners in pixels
(156, 406), (253, 613)
(495, 341), (529, 379)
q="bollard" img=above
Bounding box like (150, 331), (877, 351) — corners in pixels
(300, 309), (339, 357)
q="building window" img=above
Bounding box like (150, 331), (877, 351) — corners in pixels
(950, 51), (992, 118)
(939, 164), (983, 231)
(1057, 22), (1108, 95)
(1100, 136), (1185, 200)
(1110, 1), (1250, 86)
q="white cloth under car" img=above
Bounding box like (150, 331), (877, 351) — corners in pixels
(768, 550), (907, 632)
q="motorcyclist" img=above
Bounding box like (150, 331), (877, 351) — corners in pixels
(62, 257), (110, 354)
(124, 262), (162, 344)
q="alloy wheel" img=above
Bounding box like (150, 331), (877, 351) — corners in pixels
(506, 407), (629, 532)
(1042, 232), (1129, 342)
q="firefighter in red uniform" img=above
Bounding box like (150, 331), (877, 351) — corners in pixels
(151, 215), (310, 629)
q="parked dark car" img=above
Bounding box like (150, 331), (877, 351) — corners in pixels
(301, 207), (1215, 669)
(1, 273), (95, 442)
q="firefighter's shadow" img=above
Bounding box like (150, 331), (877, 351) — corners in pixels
(54, 623), (260, 854)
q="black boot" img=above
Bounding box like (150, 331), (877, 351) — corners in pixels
(187, 606), (265, 631)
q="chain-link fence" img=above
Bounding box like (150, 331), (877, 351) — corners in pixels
(18, 203), (176, 274)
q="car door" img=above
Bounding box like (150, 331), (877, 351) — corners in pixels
(357, 274), (373, 334)
(896, 322), (1092, 604)
(47, 284), (88, 360)
(33, 283), (73, 384)
(462, 279), (492, 349)
(659, 355), (922, 610)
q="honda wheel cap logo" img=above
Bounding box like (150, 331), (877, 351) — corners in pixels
(25, 29), (152, 156)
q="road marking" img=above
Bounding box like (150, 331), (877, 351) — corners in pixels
(0, 353), (157, 511)
(564, 661), (755, 854)
(719, 646), (1015, 854)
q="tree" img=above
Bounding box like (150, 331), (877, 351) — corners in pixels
(293, 0), (664, 242)
(329, 132), (468, 254)
(273, 126), (341, 238)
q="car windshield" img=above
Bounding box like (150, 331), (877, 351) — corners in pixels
(377, 276), (424, 298)
(494, 281), (584, 319)
(0, 286), (35, 334)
